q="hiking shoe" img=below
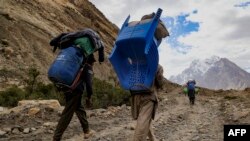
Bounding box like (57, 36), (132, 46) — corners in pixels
(84, 129), (95, 139)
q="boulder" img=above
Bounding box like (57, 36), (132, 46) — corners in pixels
(9, 100), (61, 114)
(28, 107), (40, 116)
(18, 100), (61, 109)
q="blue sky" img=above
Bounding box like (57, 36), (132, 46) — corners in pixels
(90, 0), (250, 78)
(234, 1), (250, 8)
(162, 10), (199, 54)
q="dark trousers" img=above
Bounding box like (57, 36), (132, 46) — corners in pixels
(188, 89), (195, 105)
(53, 90), (89, 141)
(83, 64), (93, 98)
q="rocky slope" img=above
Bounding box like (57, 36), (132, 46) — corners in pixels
(0, 0), (119, 89)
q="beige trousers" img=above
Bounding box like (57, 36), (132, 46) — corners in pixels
(131, 93), (158, 141)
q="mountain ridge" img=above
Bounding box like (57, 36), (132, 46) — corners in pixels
(170, 56), (250, 90)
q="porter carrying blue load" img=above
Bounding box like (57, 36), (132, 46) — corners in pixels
(109, 8), (169, 90)
(48, 28), (104, 90)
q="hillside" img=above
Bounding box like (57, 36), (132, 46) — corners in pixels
(0, 0), (119, 89)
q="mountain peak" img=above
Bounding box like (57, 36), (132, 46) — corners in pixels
(189, 56), (221, 75)
(170, 56), (250, 90)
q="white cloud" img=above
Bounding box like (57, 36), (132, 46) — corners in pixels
(90, 0), (250, 78)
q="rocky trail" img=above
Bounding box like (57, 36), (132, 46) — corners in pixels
(0, 87), (250, 141)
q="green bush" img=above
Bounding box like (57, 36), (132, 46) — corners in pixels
(84, 77), (130, 109)
(24, 66), (40, 95)
(33, 82), (65, 105)
(224, 95), (237, 100)
(0, 86), (26, 107)
(0, 65), (130, 108)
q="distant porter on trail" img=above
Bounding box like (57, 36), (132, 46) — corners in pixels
(184, 79), (198, 105)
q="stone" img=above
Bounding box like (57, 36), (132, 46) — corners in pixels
(12, 128), (20, 134)
(2, 128), (11, 133)
(233, 110), (249, 122)
(50, 12), (56, 18)
(107, 106), (118, 113)
(1, 39), (9, 46)
(130, 125), (135, 130)
(23, 128), (30, 134)
(28, 107), (40, 116)
(121, 104), (126, 109)
(0, 107), (4, 112)
(16, 54), (22, 60)
(43, 122), (57, 127)
(47, 129), (54, 134)
(0, 130), (7, 136)
(192, 135), (200, 141)
(89, 112), (96, 117)
(95, 108), (107, 114)
(3, 47), (14, 54)
(31, 127), (36, 131)
(18, 100), (61, 109)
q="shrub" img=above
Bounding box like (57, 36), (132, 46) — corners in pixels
(224, 95), (237, 100)
(0, 65), (130, 108)
(24, 66), (40, 95)
(84, 77), (130, 108)
(0, 86), (26, 107)
(33, 82), (65, 105)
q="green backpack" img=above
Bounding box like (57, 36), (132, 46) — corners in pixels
(74, 37), (94, 57)
(183, 87), (199, 94)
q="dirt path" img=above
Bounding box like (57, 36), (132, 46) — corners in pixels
(66, 88), (226, 141)
(1, 88), (249, 141)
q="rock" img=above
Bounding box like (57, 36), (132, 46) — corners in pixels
(107, 106), (118, 113)
(9, 100), (61, 114)
(28, 107), (40, 116)
(113, 120), (119, 125)
(95, 108), (107, 114)
(43, 122), (57, 128)
(2, 128), (11, 133)
(50, 12), (56, 18)
(0, 107), (3, 112)
(192, 135), (200, 141)
(121, 104), (126, 109)
(12, 125), (23, 132)
(23, 128), (30, 134)
(16, 54), (22, 60)
(163, 98), (168, 102)
(1, 39), (9, 46)
(233, 110), (249, 122)
(12, 128), (20, 134)
(47, 129), (54, 134)
(2, 47), (14, 58)
(89, 112), (96, 117)
(130, 125), (135, 130)
(18, 100), (61, 109)
(0, 130), (7, 136)
(31, 127), (36, 131)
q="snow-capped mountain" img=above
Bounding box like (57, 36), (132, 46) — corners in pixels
(169, 56), (250, 90)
